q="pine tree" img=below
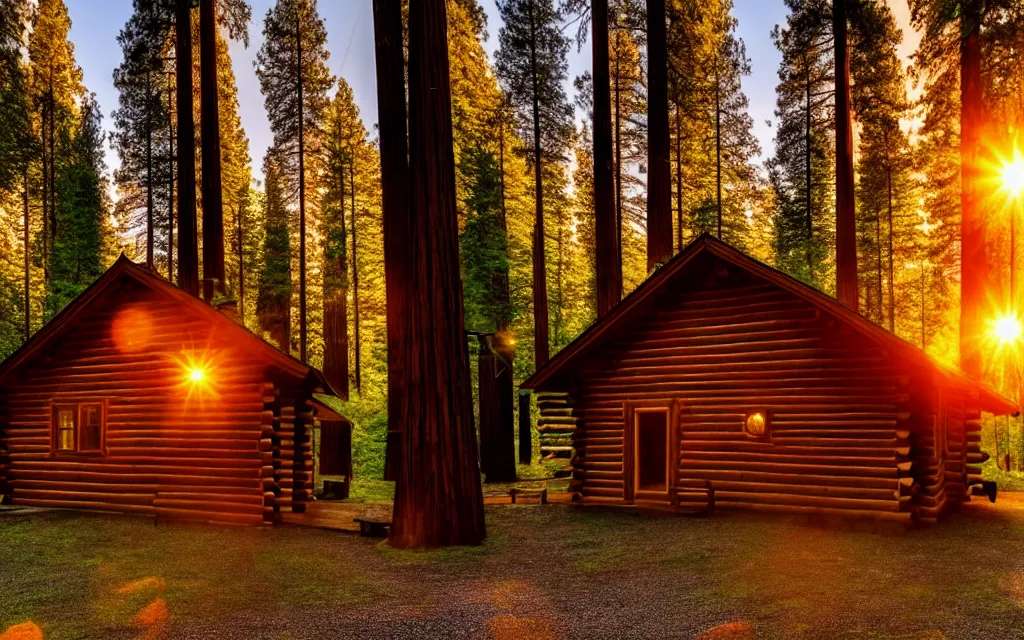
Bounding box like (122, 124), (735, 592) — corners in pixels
(495, 0), (573, 367)
(255, 0), (333, 363)
(770, 0), (835, 290)
(257, 151), (293, 354)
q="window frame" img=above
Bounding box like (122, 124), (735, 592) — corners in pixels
(623, 399), (679, 504)
(50, 400), (107, 457)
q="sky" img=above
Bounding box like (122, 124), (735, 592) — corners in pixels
(63, 0), (917, 184)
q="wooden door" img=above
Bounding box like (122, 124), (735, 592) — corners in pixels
(624, 401), (677, 504)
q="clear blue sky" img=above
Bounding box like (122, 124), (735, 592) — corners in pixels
(62, 0), (831, 182)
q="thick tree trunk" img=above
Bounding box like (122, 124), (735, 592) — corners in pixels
(614, 30), (623, 278)
(296, 8), (308, 363)
(715, 61), (722, 239)
(497, 105), (512, 331)
(350, 162), (361, 394)
(805, 57), (813, 279)
(23, 167), (29, 339)
(175, 0), (199, 296)
(528, 0), (550, 366)
(167, 70), (175, 283)
(389, 0), (485, 548)
(323, 192), (350, 400)
(675, 103), (683, 250)
(887, 151), (895, 333)
(146, 69), (154, 270)
(593, 0), (620, 318)
(834, 0), (858, 311)
(960, 0), (986, 379)
(646, 0), (672, 271)
(373, 0), (411, 483)
(200, 0), (225, 301)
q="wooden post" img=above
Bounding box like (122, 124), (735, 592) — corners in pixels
(199, 0), (225, 301)
(519, 390), (532, 465)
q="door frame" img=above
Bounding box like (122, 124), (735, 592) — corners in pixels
(623, 399), (679, 505)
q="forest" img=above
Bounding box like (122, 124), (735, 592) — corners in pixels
(2, 0), (1024, 498)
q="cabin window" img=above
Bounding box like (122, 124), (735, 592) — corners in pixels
(635, 408), (669, 492)
(51, 402), (105, 454)
(745, 410), (770, 438)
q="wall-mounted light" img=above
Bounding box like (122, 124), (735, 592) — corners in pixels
(745, 410), (770, 438)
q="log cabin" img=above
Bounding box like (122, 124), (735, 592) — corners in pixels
(0, 255), (348, 526)
(522, 234), (1016, 524)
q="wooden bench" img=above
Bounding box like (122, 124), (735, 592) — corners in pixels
(353, 517), (391, 538)
(674, 480), (715, 515)
(509, 487), (547, 504)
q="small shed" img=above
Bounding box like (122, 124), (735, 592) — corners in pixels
(522, 234), (1016, 523)
(0, 255), (348, 525)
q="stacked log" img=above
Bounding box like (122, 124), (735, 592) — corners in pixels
(274, 400), (314, 512)
(262, 382), (280, 524)
(536, 392), (576, 460)
(0, 396), (8, 500)
(561, 274), (918, 521)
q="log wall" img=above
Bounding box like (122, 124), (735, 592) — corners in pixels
(545, 263), (932, 521)
(0, 279), (271, 525)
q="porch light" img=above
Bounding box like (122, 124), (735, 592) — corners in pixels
(745, 411), (768, 437)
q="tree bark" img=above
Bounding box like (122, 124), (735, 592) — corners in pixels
(960, 0), (986, 379)
(322, 171), (350, 400)
(805, 55), (813, 279)
(389, 0), (485, 548)
(350, 162), (361, 394)
(167, 69), (175, 283)
(675, 102), (683, 251)
(200, 0), (224, 301)
(296, 7), (308, 363)
(528, 0), (550, 366)
(834, 0), (858, 311)
(146, 68), (154, 270)
(715, 59), (722, 239)
(614, 28), (623, 281)
(175, 0), (199, 297)
(646, 0), (672, 271)
(23, 166), (29, 339)
(372, 0), (411, 482)
(593, 0), (620, 318)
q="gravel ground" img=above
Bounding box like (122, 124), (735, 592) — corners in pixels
(3, 496), (1024, 639)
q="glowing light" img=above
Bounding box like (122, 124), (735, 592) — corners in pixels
(189, 368), (205, 382)
(989, 313), (1022, 346)
(1002, 150), (1024, 199)
(169, 345), (221, 407)
(745, 411), (767, 437)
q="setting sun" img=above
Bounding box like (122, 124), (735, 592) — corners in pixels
(1002, 151), (1024, 198)
(989, 313), (1022, 346)
(189, 368), (205, 383)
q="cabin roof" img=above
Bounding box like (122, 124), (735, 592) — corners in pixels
(522, 234), (1017, 415)
(0, 255), (344, 411)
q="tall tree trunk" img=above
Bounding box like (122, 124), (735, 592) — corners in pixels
(175, 0), (199, 296)
(146, 68), (154, 269)
(614, 28), (623, 278)
(296, 7), (308, 363)
(887, 149), (895, 333)
(497, 104), (511, 331)
(804, 56), (813, 280)
(40, 99), (48, 294)
(237, 203), (244, 322)
(876, 211), (883, 324)
(323, 171), (350, 399)
(715, 59), (722, 239)
(646, 0), (672, 271)
(23, 167), (29, 340)
(167, 69), (175, 282)
(593, 0), (619, 318)
(675, 102), (683, 250)
(528, 0), (550, 366)
(200, 0), (225, 301)
(373, 0), (410, 482)
(350, 161), (361, 394)
(960, 0), (986, 378)
(389, 0), (485, 549)
(834, 0), (858, 311)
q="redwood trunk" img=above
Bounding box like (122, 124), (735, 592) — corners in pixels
(593, 0), (620, 318)
(322, 176), (349, 400)
(834, 0), (858, 311)
(350, 163), (361, 394)
(200, 0), (225, 301)
(23, 167), (29, 339)
(646, 0), (672, 271)
(372, 0), (411, 482)
(528, 0), (550, 366)
(389, 0), (485, 548)
(296, 9), (308, 363)
(175, 0), (199, 297)
(146, 69), (154, 270)
(167, 70), (175, 282)
(960, 0), (986, 379)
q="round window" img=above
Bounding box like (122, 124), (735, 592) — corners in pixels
(745, 411), (767, 437)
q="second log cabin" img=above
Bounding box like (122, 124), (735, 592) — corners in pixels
(522, 234), (1015, 524)
(0, 255), (347, 525)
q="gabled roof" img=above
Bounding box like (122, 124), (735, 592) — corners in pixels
(522, 234), (1017, 415)
(0, 255), (340, 401)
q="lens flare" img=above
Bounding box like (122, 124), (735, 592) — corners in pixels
(989, 313), (1022, 346)
(1002, 151), (1024, 198)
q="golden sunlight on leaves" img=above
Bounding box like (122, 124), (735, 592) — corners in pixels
(0, 622), (43, 640)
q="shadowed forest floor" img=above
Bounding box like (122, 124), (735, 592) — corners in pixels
(3, 496), (1024, 639)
